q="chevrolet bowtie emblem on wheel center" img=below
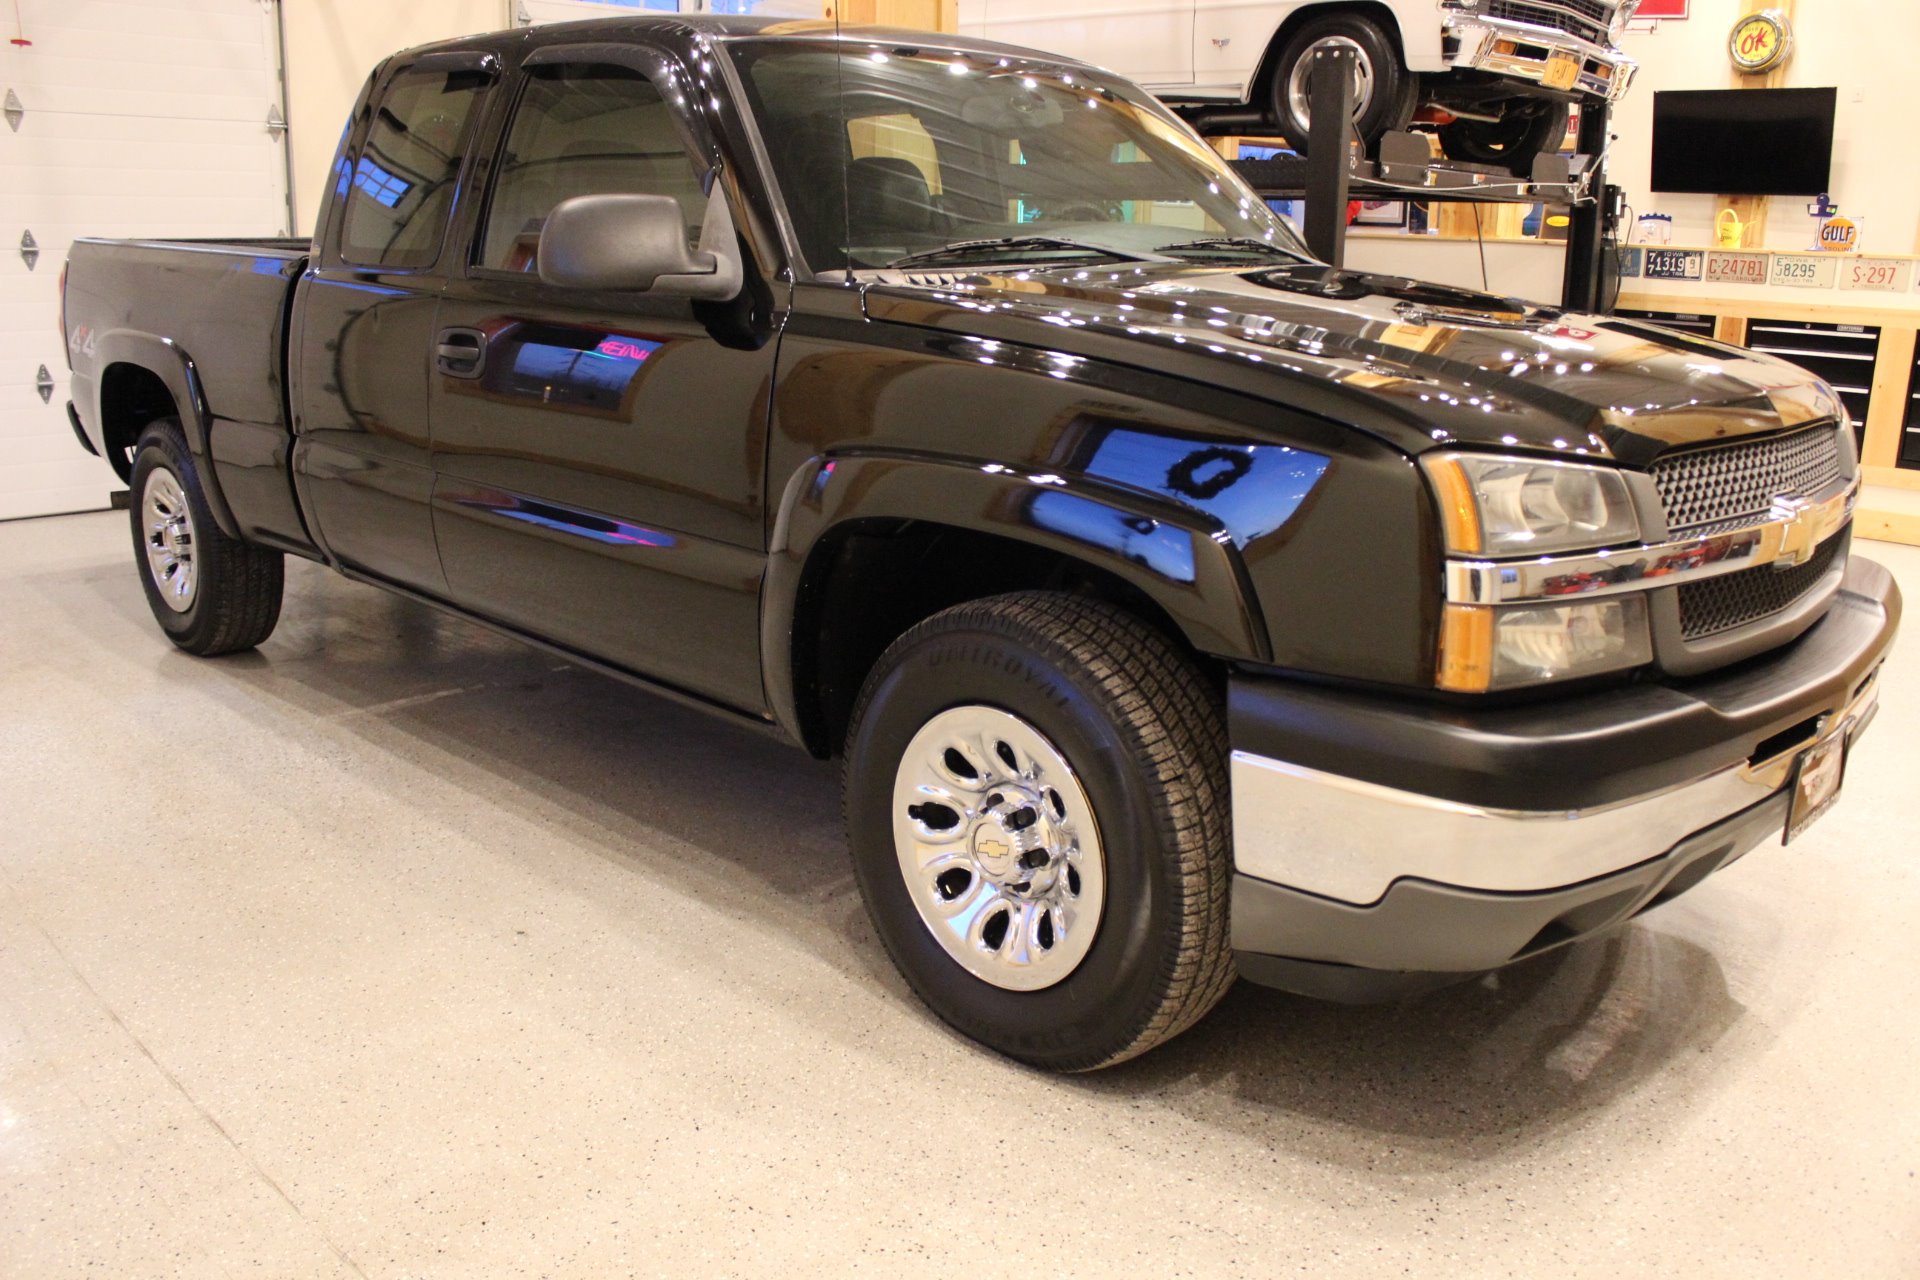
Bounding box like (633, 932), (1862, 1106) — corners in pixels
(1770, 495), (1817, 568)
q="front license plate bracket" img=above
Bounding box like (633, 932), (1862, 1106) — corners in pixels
(1784, 729), (1849, 844)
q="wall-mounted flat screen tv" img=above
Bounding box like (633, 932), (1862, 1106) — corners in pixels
(1650, 88), (1836, 196)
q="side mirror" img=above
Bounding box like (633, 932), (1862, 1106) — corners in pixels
(537, 186), (743, 300)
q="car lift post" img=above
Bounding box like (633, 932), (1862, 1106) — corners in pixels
(1560, 98), (1614, 313)
(1301, 45), (1357, 266)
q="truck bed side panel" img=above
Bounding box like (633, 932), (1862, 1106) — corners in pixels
(65, 238), (316, 554)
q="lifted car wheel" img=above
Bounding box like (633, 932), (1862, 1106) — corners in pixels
(842, 591), (1235, 1071)
(129, 419), (284, 656)
(1268, 14), (1416, 158)
(1438, 102), (1571, 178)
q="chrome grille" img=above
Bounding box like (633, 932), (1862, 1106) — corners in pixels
(1484, 0), (1613, 46)
(1679, 536), (1842, 640)
(1649, 426), (1845, 534)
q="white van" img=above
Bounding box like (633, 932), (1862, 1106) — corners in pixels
(959, 0), (1640, 174)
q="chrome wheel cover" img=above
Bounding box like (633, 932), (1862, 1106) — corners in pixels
(1286, 35), (1376, 132)
(891, 705), (1106, 992)
(141, 467), (198, 613)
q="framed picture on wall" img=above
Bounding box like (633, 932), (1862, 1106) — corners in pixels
(1352, 200), (1410, 229)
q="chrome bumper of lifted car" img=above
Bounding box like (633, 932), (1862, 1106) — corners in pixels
(1229, 663), (1881, 908)
(1445, 16), (1637, 102)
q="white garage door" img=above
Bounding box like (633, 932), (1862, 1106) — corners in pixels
(515, 0), (823, 27)
(0, 0), (289, 522)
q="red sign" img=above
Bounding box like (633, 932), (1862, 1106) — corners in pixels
(1636, 0), (1689, 18)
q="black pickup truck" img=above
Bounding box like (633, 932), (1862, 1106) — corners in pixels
(62, 14), (1898, 1070)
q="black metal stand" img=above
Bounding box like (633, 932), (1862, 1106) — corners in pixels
(1198, 78), (1619, 313)
(1559, 101), (1615, 313)
(1300, 46), (1357, 266)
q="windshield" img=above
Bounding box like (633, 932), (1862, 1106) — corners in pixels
(728, 39), (1313, 273)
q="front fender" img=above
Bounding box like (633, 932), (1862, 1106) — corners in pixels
(761, 450), (1272, 746)
(87, 330), (240, 538)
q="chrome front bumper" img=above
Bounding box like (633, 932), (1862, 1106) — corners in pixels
(1232, 665), (1878, 905)
(1226, 555), (1899, 994)
(1445, 15), (1638, 102)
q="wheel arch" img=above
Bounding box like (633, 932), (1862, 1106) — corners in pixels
(90, 332), (240, 537)
(763, 453), (1270, 758)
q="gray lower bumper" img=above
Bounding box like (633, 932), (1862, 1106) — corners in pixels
(1225, 556), (1898, 1000)
(1233, 790), (1788, 1002)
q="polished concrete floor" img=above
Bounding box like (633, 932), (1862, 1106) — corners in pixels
(3, 510), (1917, 1279)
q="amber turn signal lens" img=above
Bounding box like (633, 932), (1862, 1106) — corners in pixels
(1437, 605), (1495, 694)
(1424, 457), (1485, 556)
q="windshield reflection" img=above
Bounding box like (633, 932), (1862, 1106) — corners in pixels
(730, 40), (1310, 272)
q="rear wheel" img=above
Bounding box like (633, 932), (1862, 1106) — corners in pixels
(1438, 102), (1571, 177)
(129, 419), (284, 655)
(842, 592), (1236, 1071)
(1267, 14), (1416, 158)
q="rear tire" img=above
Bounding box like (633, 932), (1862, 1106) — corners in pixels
(1267, 14), (1416, 158)
(129, 419), (284, 656)
(1438, 102), (1571, 177)
(842, 592), (1236, 1071)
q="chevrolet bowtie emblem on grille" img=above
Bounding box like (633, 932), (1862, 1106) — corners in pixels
(1770, 495), (1817, 568)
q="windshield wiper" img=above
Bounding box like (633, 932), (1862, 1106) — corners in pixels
(886, 236), (1163, 270)
(1157, 236), (1309, 261)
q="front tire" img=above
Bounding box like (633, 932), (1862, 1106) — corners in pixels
(129, 419), (284, 656)
(842, 592), (1235, 1071)
(1267, 14), (1416, 158)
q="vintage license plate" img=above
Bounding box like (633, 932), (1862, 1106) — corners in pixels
(1705, 251), (1770, 285)
(1770, 254), (1838, 288)
(1784, 731), (1849, 844)
(1839, 257), (1914, 292)
(1644, 249), (1703, 281)
(1617, 246), (1645, 278)
(1543, 51), (1581, 91)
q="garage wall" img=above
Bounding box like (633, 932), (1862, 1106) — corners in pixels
(1281, 3), (1920, 306)
(1611, 1), (1920, 255)
(1, 0), (289, 521)
(283, 0), (503, 236)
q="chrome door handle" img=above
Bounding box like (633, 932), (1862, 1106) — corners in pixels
(435, 328), (487, 378)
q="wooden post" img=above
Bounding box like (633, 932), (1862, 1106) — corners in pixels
(825, 1), (957, 30)
(1720, 0), (1798, 249)
(1863, 325), (1917, 470)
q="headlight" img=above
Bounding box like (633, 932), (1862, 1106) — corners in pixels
(1439, 596), (1653, 692)
(1424, 453), (1640, 557)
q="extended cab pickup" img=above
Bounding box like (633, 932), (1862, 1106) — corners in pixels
(63, 14), (1897, 1070)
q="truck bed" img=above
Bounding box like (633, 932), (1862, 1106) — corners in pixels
(65, 235), (313, 552)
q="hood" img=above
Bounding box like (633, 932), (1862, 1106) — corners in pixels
(859, 262), (1844, 468)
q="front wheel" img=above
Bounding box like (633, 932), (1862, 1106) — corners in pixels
(129, 419), (284, 656)
(842, 592), (1236, 1071)
(1438, 102), (1571, 177)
